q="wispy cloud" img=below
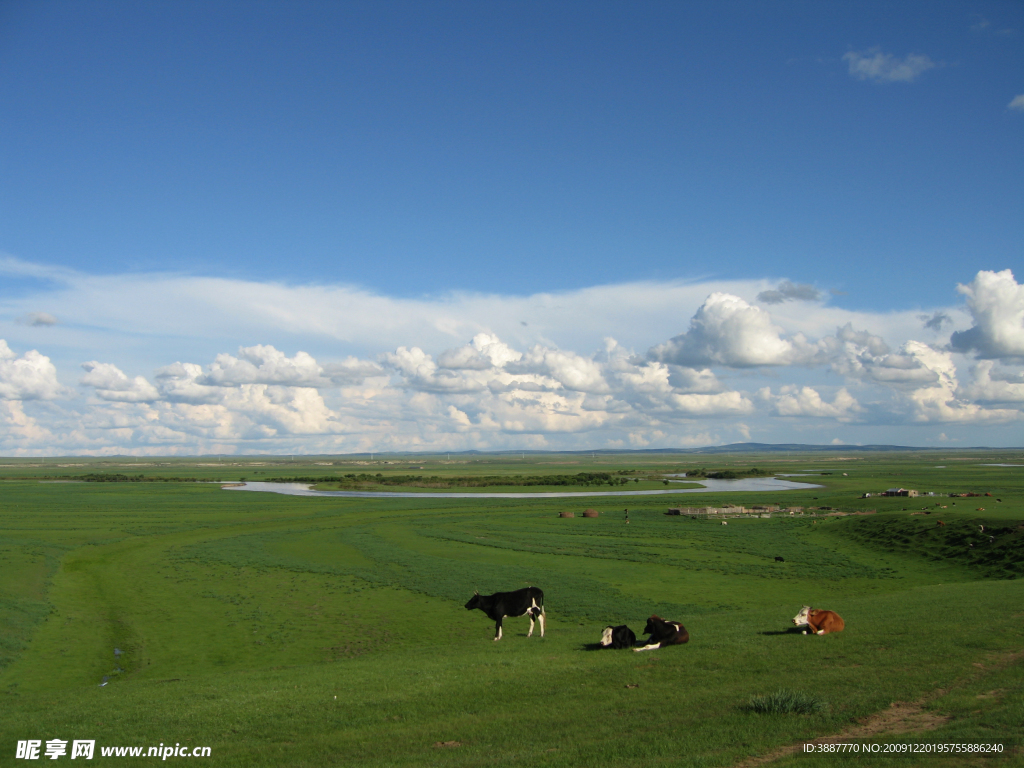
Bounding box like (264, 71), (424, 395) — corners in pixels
(756, 281), (821, 305)
(843, 48), (937, 83)
(1009, 95), (1024, 112)
(16, 312), (58, 327)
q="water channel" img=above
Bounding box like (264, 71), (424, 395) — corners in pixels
(225, 475), (823, 500)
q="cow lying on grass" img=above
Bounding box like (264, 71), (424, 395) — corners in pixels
(465, 587), (545, 640)
(633, 616), (689, 652)
(600, 625), (636, 649)
(792, 605), (844, 635)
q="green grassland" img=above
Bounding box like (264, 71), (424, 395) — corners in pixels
(1, 451), (1022, 766)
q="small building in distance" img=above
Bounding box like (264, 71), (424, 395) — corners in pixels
(883, 488), (918, 497)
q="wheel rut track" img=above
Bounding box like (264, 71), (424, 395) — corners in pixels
(732, 649), (1024, 768)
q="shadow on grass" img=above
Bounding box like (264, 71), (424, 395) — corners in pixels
(758, 627), (805, 636)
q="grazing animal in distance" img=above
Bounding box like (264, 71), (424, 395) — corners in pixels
(600, 625), (636, 649)
(634, 615), (689, 652)
(937, 521), (946, 526)
(465, 587), (544, 641)
(721, 521), (728, 526)
(792, 606), (844, 635)
(774, 556), (785, 562)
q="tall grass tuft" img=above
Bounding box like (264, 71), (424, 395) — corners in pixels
(747, 689), (828, 714)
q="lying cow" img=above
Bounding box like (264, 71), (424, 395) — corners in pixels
(465, 587), (544, 641)
(792, 605), (844, 635)
(600, 625), (636, 649)
(633, 615), (689, 652)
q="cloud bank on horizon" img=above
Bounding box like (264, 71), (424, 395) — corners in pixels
(1, 262), (1022, 455)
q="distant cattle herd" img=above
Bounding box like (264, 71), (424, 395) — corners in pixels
(465, 587), (844, 648)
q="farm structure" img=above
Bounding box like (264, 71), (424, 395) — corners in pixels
(667, 505), (782, 519)
(883, 488), (919, 497)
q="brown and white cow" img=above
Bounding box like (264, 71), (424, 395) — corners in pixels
(792, 606), (844, 635)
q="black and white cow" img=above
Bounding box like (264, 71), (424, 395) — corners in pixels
(599, 625), (636, 649)
(633, 615), (689, 652)
(465, 587), (545, 641)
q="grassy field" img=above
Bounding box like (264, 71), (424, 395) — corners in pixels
(1, 451), (1022, 766)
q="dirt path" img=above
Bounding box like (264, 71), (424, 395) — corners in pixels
(731, 649), (1023, 768)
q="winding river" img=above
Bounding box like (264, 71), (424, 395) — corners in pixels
(225, 475), (823, 500)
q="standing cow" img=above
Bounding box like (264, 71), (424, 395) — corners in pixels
(465, 587), (545, 640)
(792, 605), (844, 635)
(633, 615), (689, 652)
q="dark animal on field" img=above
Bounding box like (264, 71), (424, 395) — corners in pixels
(600, 625), (636, 649)
(937, 521), (946, 526)
(634, 615), (689, 652)
(792, 606), (844, 635)
(774, 556), (785, 562)
(465, 587), (545, 641)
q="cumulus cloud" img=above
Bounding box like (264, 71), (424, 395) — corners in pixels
(154, 362), (225, 405)
(950, 270), (1024, 359)
(1009, 95), (1024, 112)
(821, 325), (948, 386)
(438, 333), (523, 370)
(648, 293), (811, 368)
(510, 346), (609, 393)
(0, 340), (64, 400)
(762, 386), (861, 420)
(756, 281), (821, 305)
(81, 362), (160, 402)
(667, 391), (754, 416)
(200, 345), (326, 387)
(900, 342), (1021, 423)
(4, 259), (1024, 453)
(843, 48), (937, 83)
(960, 361), (1024, 404)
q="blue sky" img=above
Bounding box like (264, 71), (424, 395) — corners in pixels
(1, 1), (1022, 454)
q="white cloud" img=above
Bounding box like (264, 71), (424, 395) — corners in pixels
(668, 391), (754, 416)
(899, 342), (1020, 424)
(843, 48), (937, 83)
(1009, 95), (1024, 112)
(648, 293), (811, 368)
(950, 270), (1024, 359)
(438, 333), (523, 370)
(0, 340), (65, 400)
(200, 345), (326, 387)
(154, 362), (225, 405)
(763, 385), (861, 419)
(81, 362), (160, 402)
(3, 256), (1024, 452)
(510, 346), (609, 393)
(961, 361), (1024, 404)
